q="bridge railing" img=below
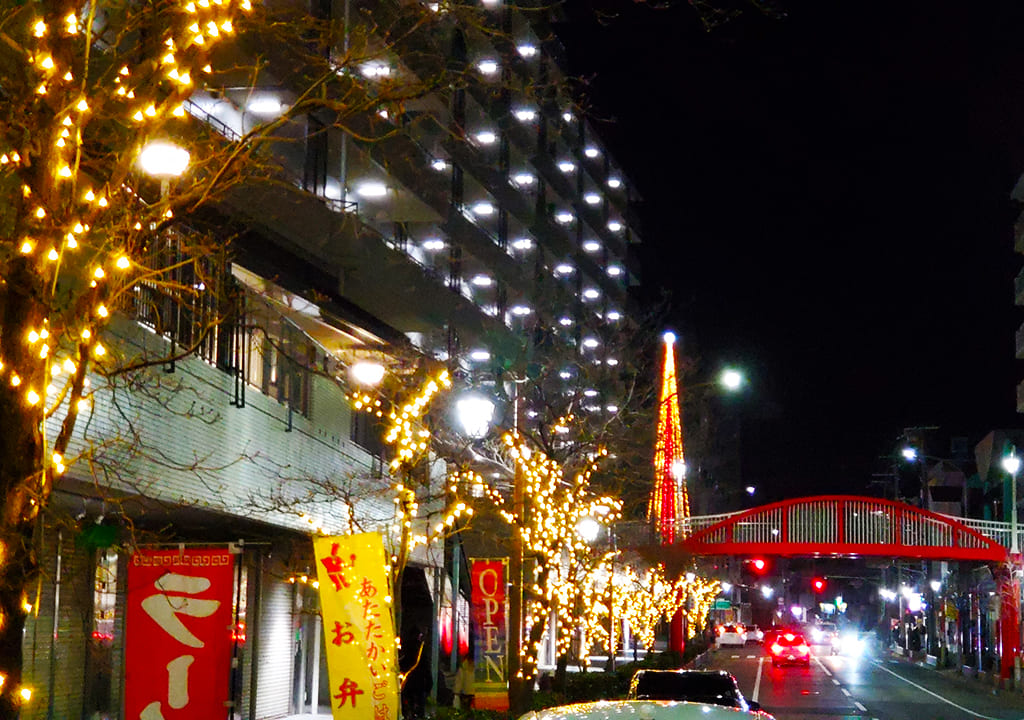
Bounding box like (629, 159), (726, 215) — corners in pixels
(611, 508), (1024, 554)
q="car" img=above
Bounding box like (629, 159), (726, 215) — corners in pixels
(769, 631), (812, 667)
(744, 624), (764, 644)
(810, 622), (838, 645)
(518, 699), (775, 720)
(627, 669), (767, 714)
(716, 623), (746, 647)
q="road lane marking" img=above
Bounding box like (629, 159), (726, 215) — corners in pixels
(871, 661), (1004, 720)
(841, 688), (851, 697)
(752, 656), (764, 703)
(854, 701), (867, 712)
(832, 678), (840, 685)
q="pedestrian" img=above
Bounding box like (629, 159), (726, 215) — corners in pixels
(453, 654), (475, 710)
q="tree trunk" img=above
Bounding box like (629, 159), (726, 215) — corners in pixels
(0, 258), (49, 718)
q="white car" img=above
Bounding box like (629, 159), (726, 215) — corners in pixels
(717, 623), (746, 647)
(744, 625), (764, 644)
(518, 700), (775, 720)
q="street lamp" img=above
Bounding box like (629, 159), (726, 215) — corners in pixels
(455, 394), (495, 439)
(1002, 449), (1021, 555)
(138, 140), (191, 178)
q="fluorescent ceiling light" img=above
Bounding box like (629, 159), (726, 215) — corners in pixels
(584, 146), (600, 158)
(607, 177), (622, 189)
(606, 404), (619, 413)
(562, 111), (574, 123)
(606, 357), (619, 366)
(471, 274), (492, 286)
(558, 317), (573, 326)
(554, 263), (574, 275)
(477, 59), (499, 75)
(584, 193), (601, 205)
(606, 310), (622, 321)
(607, 265), (623, 277)
(557, 160), (575, 173)
(554, 210), (574, 224)
(471, 201), (494, 216)
(512, 237), (533, 250)
(583, 288), (600, 299)
(356, 181), (387, 198)
(514, 108), (536, 122)
(361, 63), (391, 78)
(584, 389), (599, 397)
(607, 220), (623, 232)
(582, 337), (599, 348)
(583, 240), (601, 252)
(422, 238), (445, 251)
(517, 43), (538, 58)
(475, 130), (498, 145)
(431, 158), (448, 171)
(247, 97), (283, 116)
(559, 370), (572, 379)
(469, 349), (491, 361)
(511, 305), (531, 316)
(512, 172), (535, 186)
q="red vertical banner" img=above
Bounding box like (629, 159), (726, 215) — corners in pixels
(470, 558), (508, 711)
(125, 548), (236, 720)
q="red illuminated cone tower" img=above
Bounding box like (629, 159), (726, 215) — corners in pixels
(649, 331), (689, 545)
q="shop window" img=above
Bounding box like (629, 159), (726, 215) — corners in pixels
(86, 550), (119, 717)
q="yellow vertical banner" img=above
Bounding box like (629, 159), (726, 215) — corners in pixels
(314, 533), (399, 720)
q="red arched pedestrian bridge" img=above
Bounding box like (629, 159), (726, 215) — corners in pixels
(616, 496), (1023, 680)
(672, 495), (1015, 562)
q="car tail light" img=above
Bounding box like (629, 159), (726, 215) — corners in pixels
(797, 644), (810, 654)
(770, 643), (784, 655)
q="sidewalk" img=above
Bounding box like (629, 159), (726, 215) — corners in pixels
(884, 643), (1023, 696)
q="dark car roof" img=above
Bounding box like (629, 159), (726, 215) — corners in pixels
(628, 670), (744, 708)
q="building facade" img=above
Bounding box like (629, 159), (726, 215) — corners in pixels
(21, 1), (643, 718)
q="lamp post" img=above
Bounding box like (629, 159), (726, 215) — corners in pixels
(1002, 450), (1020, 556)
(1002, 448), (1022, 683)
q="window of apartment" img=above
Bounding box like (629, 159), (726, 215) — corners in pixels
(350, 408), (386, 462)
(242, 311), (314, 417)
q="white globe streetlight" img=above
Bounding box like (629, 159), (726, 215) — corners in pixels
(138, 141), (190, 178)
(719, 368), (744, 391)
(456, 394), (494, 439)
(575, 517), (600, 543)
(350, 361), (385, 387)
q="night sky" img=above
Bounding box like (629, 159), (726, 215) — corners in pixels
(558, 1), (1024, 501)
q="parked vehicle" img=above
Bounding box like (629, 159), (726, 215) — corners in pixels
(517, 701), (775, 720)
(627, 669), (767, 714)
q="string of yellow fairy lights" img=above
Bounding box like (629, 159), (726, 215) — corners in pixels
(468, 431), (622, 680)
(610, 564), (720, 648)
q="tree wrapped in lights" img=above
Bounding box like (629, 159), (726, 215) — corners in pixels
(650, 332), (688, 544)
(611, 564), (720, 649)
(0, 1), (253, 711)
(473, 431), (621, 699)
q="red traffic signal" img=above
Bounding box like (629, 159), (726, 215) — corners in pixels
(812, 577), (826, 593)
(749, 558), (767, 573)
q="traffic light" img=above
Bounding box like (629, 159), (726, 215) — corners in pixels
(812, 577), (826, 593)
(749, 557), (768, 573)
